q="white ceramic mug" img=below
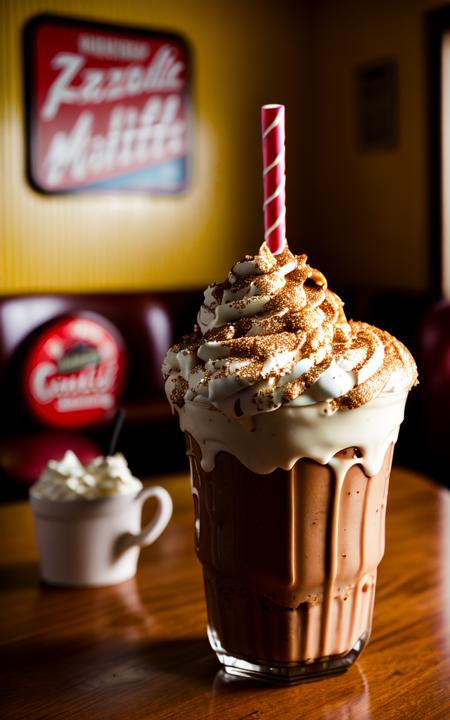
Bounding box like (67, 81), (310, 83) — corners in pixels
(30, 485), (173, 587)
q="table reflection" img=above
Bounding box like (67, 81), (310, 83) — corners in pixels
(210, 663), (372, 719)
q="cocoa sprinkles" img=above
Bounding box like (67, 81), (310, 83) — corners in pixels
(166, 244), (418, 411)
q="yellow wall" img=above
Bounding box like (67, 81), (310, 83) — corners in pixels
(0, 0), (309, 292)
(303, 0), (446, 292)
(2, 0), (447, 294)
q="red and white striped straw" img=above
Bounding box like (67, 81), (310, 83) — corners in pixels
(261, 104), (286, 255)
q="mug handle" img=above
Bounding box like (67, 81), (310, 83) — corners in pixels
(123, 486), (173, 550)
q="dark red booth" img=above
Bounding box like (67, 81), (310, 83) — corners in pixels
(0, 290), (202, 500)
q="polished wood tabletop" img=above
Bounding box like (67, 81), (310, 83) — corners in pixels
(1, 467), (449, 720)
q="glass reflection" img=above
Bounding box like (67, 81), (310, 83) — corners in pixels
(210, 663), (372, 720)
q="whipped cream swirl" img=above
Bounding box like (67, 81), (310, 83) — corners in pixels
(163, 244), (418, 418)
(31, 451), (143, 500)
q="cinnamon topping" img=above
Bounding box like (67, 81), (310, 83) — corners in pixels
(163, 243), (418, 418)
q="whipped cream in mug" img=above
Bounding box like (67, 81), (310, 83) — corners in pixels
(30, 451), (173, 587)
(31, 451), (143, 501)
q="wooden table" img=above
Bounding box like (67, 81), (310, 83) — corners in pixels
(1, 468), (449, 720)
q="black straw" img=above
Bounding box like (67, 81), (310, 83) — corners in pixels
(108, 408), (125, 456)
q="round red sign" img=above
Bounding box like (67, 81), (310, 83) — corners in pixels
(23, 314), (126, 428)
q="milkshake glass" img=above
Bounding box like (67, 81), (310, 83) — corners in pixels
(163, 244), (417, 683)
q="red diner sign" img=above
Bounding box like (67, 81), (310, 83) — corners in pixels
(24, 314), (127, 428)
(24, 15), (191, 193)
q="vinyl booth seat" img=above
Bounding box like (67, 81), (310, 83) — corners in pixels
(417, 299), (450, 488)
(0, 291), (202, 500)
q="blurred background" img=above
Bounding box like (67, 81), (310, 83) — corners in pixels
(0, 0), (449, 499)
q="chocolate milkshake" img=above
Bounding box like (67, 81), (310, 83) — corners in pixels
(163, 244), (417, 683)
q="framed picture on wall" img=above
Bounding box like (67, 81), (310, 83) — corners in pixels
(23, 14), (192, 194)
(355, 59), (398, 151)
